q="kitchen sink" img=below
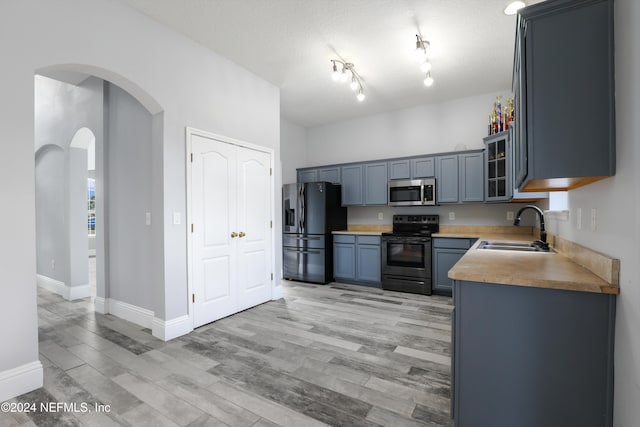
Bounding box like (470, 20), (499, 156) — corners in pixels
(477, 240), (554, 253)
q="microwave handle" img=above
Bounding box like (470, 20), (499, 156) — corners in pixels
(420, 185), (425, 204)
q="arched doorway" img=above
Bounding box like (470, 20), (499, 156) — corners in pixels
(34, 69), (164, 328)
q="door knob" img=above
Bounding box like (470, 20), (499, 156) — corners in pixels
(230, 232), (238, 238)
(239, 231), (246, 238)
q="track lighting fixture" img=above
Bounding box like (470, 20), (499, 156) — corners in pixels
(424, 71), (434, 87)
(330, 60), (365, 102)
(415, 35), (434, 87)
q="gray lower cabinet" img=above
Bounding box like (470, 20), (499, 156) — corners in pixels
(333, 236), (356, 281)
(432, 238), (476, 296)
(452, 280), (615, 427)
(333, 234), (381, 286)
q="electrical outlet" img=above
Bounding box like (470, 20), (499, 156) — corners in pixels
(449, 212), (455, 221)
(576, 208), (582, 230)
(506, 211), (514, 221)
(377, 212), (384, 221)
(590, 208), (597, 231)
(145, 212), (151, 226)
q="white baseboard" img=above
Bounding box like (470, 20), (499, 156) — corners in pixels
(94, 297), (107, 314)
(68, 284), (92, 300)
(0, 361), (43, 403)
(107, 299), (154, 329)
(37, 275), (92, 301)
(152, 315), (192, 341)
(37, 274), (66, 297)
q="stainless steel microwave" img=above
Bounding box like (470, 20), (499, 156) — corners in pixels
(388, 178), (436, 206)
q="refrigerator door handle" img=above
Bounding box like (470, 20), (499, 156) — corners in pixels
(300, 184), (306, 234)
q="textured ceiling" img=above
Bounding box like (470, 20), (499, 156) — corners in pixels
(117, 0), (544, 127)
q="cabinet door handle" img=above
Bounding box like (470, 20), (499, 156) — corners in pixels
(230, 232), (238, 238)
(239, 231), (246, 238)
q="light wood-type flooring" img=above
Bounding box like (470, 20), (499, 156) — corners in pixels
(2, 280), (453, 426)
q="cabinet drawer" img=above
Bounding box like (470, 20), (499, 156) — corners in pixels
(333, 234), (356, 244)
(357, 235), (381, 245)
(433, 238), (476, 250)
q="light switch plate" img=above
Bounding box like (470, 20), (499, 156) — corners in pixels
(506, 211), (514, 221)
(590, 208), (597, 231)
(377, 212), (384, 221)
(173, 212), (181, 225)
(449, 212), (455, 221)
(145, 212), (151, 226)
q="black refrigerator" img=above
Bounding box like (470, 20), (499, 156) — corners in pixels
(282, 182), (347, 284)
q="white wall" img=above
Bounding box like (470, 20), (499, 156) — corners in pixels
(348, 203), (536, 227)
(306, 91), (507, 166)
(280, 119), (307, 184)
(0, 0), (279, 400)
(544, 0), (639, 424)
(300, 90), (534, 226)
(106, 83), (154, 310)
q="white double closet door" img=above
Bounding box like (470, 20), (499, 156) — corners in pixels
(190, 131), (273, 328)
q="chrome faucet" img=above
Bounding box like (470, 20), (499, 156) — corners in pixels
(514, 205), (549, 251)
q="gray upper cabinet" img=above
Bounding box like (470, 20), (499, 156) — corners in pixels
(364, 162), (388, 205)
(318, 167), (341, 184)
(339, 162), (387, 206)
(459, 152), (484, 203)
(484, 131), (512, 202)
(436, 155), (459, 203)
(411, 157), (435, 178)
(388, 160), (411, 180)
(514, 0), (615, 192)
(340, 164), (364, 206)
(437, 151), (485, 204)
(297, 169), (318, 183)
(485, 129), (548, 203)
(388, 157), (435, 180)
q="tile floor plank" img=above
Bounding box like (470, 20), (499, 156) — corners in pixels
(20, 282), (453, 426)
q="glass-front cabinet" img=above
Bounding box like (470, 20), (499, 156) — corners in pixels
(484, 130), (511, 202)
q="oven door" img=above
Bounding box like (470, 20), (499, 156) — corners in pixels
(381, 236), (431, 278)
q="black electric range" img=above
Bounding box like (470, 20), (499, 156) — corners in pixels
(381, 215), (439, 295)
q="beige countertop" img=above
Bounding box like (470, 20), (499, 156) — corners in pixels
(332, 224), (390, 236)
(330, 224), (619, 295)
(332, 230), (385, 235)
(447, 233), (619, 295)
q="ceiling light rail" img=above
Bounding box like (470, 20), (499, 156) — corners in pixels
(330, 59), (365, 102)
(414, 35), (434, 87)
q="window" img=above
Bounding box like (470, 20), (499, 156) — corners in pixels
(88, 178), (95, 236)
